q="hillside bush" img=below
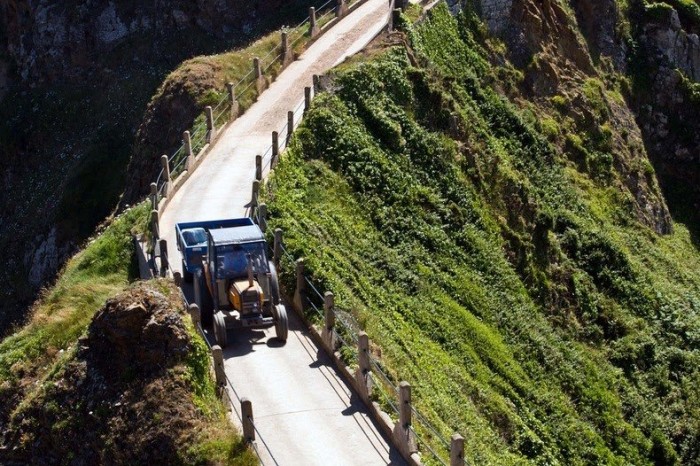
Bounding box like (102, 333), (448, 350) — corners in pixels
(264, 4), (700, 464)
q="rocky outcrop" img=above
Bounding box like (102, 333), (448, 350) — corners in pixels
(0, 0), (314, 335)
(475, 0), (513, 33)
(505, 0), (596, 73)
(571, 0), (627, 71)
(0, 0), (297, 87)
(643, 8), (700, 80)
(0, 283), (206, 464)
(633, 8), (700, 219)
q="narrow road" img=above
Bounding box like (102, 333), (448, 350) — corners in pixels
(160, 1), (404, 464)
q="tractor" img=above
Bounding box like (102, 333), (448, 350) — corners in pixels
(176, 218), (288, 347)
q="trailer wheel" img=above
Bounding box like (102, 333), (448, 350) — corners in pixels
(214, 312), (228, 348)
(182, 260), (193, 283)
(197, 271), (214, 328)
(273, 304), (288, 342)
(268, 261), (281, 305)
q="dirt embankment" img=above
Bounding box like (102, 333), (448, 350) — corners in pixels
(0, 282), (252, 466)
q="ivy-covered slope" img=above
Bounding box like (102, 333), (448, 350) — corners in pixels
(264, 5), (700, 465)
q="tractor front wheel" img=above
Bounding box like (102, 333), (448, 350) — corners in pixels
(273, 304), (288, 342)
(214, 312), (228, 348)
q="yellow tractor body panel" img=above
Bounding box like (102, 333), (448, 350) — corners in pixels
(229, 280), (264, 314)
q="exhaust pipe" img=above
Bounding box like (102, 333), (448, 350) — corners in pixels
(247, 254), (254, 287)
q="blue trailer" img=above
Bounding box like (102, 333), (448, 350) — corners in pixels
(176, 217), (254, 283)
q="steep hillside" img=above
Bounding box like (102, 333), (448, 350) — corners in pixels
(0, 201), (254, 464)
(263, 4), (700, 464)
(1, 281), (255, 465)
(0, 0), (315, 335)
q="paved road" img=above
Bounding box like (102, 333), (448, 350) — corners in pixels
(160, 1), (405, 464)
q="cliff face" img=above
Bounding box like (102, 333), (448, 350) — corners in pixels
(503, 0), (700, 229)
(0, 0), (296, 86)
(633, 7), (700, 222)
(490, 0), (674, 234)
(0, 0), (313, 335)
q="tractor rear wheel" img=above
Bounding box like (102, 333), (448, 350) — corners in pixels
(214, 312), (228, 348)
(273, 304), (288, 342)
(197, 271), (214, 328)
(268, 261), (281, 305)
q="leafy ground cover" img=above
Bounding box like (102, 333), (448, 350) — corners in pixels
(263, 5), (700, 464)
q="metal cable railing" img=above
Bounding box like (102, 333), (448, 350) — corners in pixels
(149, 0), (340, 209)
(275, 235), (458, 465)
(145, 2), (461, 463)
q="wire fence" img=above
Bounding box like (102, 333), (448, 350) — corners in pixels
(274, 237), (460, 466)
(149, 0), (348, 216)
(144, 1), (461, 464)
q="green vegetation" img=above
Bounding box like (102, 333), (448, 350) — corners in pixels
(0, 202), (149, 391)
(0, 203), (254, 464)
(264, 4), (700, 464)
(181, 314), (258, 465)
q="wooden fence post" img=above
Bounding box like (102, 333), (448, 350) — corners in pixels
(336, 0), (348, 18)
(159, 239), (168, 276)
(150, 182), (158, 210)
(273, 228), (283, 267)
(281, 31), (292, 66)
(212, 345), (226, 395)
(205, 106), (215, 143)
(254, 57), (265, 94)
(305, 86), (312, 113)
(242, 398), (255, 441)
(355, 332), (372, 403)
(151, 209), (160, 240)
(287, 110), (294, 143)
(272, 131), (279, 167)
(399, 381), (411, 428)
(322, 291), (336, 350)
(184, 131), (194, 169)
(309, 7), (320, 37)
(160, 155), (171, 196)
(451, 433), (465, 466)
(189, 304), (202, 331)
(251, 180), (260, 210)
(293, 258), (305, 312)
(393, 381), (418, 458)
(255, 154), (262, 181)
(227, 82), (239, 119)
(259, 203), (268, 233)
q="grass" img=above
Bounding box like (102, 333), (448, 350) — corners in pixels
(262, 4), (700, 464)
(181, 312), (258, 465)
(0, 204), (256, 464)
(0, 202), (149, 400)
